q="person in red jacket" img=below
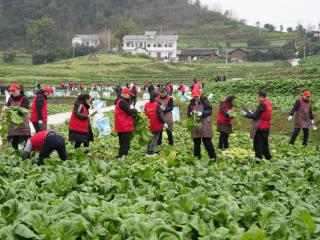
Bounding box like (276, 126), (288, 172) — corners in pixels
(178, 82), (186, 96)
(145, 91), (168, 156)
(217, 96), (236, 150)
(114, 88), (138, 158)
(30, 87), (52, 133)
(22, 130), (67, 166)
(69, 94), (96, 149)
(243, 90), (272, 160)
(6, 84), (31, 149)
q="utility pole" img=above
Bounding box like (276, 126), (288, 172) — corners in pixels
(304, 45), (306, 59)
(107, 29), (111, 52)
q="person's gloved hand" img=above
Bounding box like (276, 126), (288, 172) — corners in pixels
(90, 110), (98, 116)
(197, 112), (203, 117)
(38, 120), (43, 126)
(241, 110), (247, 116)
(164, 123), (169, 129)
(312, 125), (318, 131)
(311, 120), (315, 125)
(161, 106), (166, 111)
(288, 115), (293, 121)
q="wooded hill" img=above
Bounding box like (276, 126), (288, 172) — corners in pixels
(0, 0), (265, 51)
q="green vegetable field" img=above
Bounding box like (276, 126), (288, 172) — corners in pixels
(0, 121), (319, 239)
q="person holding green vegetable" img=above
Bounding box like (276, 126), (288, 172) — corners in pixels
(187, 88), (216, 161)
(217, 96), (236, 150)
(6, 84), (31, 150)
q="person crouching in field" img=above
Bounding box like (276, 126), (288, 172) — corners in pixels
(288, 91), (316, 146)
(22, 130), (67, 166)
(115, 88), (138, 158)
(157, 86), (174, 146)
(30, 87), (52, 133)
(243, 90), (273, 160)
(69, 94), (96, 149)
(217, 96), (236, 150)
(145, 91), (169, 156)
(187, 88), (216, 161)
(6, 84), (31, 149)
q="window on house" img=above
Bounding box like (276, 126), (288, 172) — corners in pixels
(153, 44), (156, 48)
(165, 44), (168, 48)
(126, 43), (130, 47)
(157, 43), (162, 48)
(147, 44), (151, 48)
(139, 42), (143, 48)
(169, 43), (173, 48)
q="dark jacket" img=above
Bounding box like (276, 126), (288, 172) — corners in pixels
(34, 90), (47, 121)
(187, 97), (212, 118)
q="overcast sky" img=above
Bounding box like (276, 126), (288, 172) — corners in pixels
(200, 0), (320, 30)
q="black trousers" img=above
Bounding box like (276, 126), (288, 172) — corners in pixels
(218, 132), (229, 150)
(37, 133), (67, 165)
(118, 132), (131, 158)
(75, 142), (89, 149)
(157, 129), (174, 146)
(253, 130), (271, 160)
(193, 138), (216, 159)
(289, 128), (309, 146)
(131, 97), (137, 107)
(32, 122), (47, 133)
(10, 136), (29, 150)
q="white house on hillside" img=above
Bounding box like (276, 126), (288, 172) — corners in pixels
(72, 35), (100, 47)
(123, 31), (179, 60)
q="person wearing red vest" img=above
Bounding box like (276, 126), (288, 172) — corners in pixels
(145, 91), (168, 156)
(178, 82), (186, 96)
(69, 94), (96, 149)
(217, 96), (236, 150)
(6, 84), (31, 149)
(30, 87), (52, 133)
(22, 130), (67, 166)
(288, 91), (316, 146)
(157, 86), (174, 146)
(243, 90), (273, 160)
(187, 88), (216, 161)
(114, 88), (138, 158)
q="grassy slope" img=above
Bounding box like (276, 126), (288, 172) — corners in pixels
(0, 53), (305, 87)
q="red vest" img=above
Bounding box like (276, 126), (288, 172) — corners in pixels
(145, 101), (163, 132)
(115, 98), (135, 133)
(258, 99), (272, 129)
(69, 103), (89, 133)
(9, 96), (25, 106)
(156, 95), (171, 104)
(30, 130), (50, 151)
(180, 85), (186, 93)
(30, 94), (48, 123)
(217, 105), (232, 125)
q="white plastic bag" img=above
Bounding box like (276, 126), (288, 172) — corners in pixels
(96, 117), (112, 137)
(92, 100), (106, 111)
(93, 112), (104, 128)
(143, 93), (150, 100)
(90, 91), (100, 99)
(172, 107), (180, 122)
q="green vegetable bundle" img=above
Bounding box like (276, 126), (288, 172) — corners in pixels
(131, 113), (153, 145)
(186, 111), (202, 131)
(0, 106), (29, 143)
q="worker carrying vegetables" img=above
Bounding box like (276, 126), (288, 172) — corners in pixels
(145, 91), (169, 156)
(69, 94), (96, 149)
(187, 88), (216, 161)
(6, 84), (31, 149)
(242, 90), (272, 160)
(30, 87), (53, 133)
(157, 86), (174, 146)
(22, 130), (67, 166)
(288, 91), (317, 146)
(217, 95), (236, 150)
(114, 87), (138, 158)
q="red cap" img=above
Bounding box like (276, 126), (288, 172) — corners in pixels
(122, 87), (134, 96)
(43, 87), (53, 94)
(304, 91), (311, 97)
(192, 88), (201, 97)
(8, 84), (21, 91)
